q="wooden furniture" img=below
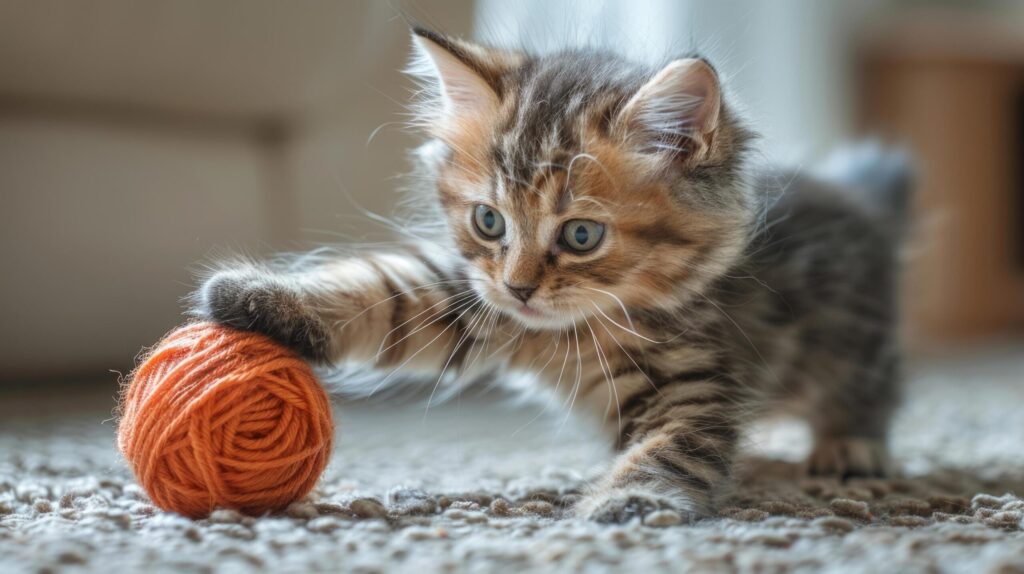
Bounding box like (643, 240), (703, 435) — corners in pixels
(858, 9), (1024, 348)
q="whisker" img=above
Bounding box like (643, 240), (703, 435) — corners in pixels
(583, 286), (637, 330)
(368, 294), (483, 396)
(559, 322), (585, 432)
(582, 315), (621, 436)
(333, 279), (474, 332)
(459, 300), (500, 376)
(423, 299), (489, 420)
(509, 328), (566, 438)
(590, 311), (662, 403)
(586, 300), (671, 344)
(373, 289), (479, 359)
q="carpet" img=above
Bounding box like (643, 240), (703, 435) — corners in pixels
(1, 345), (1022, 573)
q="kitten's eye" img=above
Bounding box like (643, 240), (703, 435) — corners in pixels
(473, 205), (505, 239)
(560, 220), (605, 253)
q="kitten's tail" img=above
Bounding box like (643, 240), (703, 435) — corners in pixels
(816, 142), (915, 232)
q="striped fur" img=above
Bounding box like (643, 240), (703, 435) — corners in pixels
(196, 29), (907, 524)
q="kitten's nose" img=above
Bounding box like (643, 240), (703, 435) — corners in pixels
(504, 282), (537, 303)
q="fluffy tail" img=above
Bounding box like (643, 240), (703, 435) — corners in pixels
(816, 142), (914, 230)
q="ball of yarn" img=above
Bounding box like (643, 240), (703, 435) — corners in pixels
(118, 322), (334, 518)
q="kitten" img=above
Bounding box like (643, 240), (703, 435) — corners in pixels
(196, 28), (909, 524)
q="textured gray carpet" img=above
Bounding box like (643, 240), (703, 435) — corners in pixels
(1, 345), (1023, 573)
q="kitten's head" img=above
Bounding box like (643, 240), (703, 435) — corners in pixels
(408, 28), (756, 330)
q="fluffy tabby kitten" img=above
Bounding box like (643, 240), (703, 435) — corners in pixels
(196, 28), (909, 523)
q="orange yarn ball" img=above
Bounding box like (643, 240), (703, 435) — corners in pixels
(118, 322), (334, 518)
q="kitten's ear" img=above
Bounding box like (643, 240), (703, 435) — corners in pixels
(617, 58), (721, 162)
(408, 28), (517, 132)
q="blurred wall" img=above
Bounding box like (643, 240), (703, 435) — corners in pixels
(0, 0), (475, 381)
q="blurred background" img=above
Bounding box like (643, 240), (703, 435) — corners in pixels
(1, 0), (1022, 384)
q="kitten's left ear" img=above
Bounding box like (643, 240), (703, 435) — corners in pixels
(617, 58), (721, 162)
(408, 27), (522, 134)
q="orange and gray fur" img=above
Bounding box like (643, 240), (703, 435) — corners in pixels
(196, 28), (910, 523)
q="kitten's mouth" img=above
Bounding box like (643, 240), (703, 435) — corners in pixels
(496, 297), (585, 330)
(505, 301), (574, 329)
(503, 300), (553, 323)
(478, 284), (571, 328)
(514, 304), (544, 318)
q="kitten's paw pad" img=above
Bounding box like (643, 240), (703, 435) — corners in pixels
(198, 269), (330, 361)
(807, 436), (890, 480)
(578, 490), (696, 525)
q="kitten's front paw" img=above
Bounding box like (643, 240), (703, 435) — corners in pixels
(576, 488), (699, 526)
(197, 268), (331, 362)
(807, 436), (890, 479)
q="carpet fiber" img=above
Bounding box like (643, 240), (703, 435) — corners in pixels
(1, 346), (1023, 573)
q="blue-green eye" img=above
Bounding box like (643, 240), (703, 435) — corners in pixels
(473, 205), (505, 239)
(561, 220), (605, 252)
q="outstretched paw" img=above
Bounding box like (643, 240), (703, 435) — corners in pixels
(197, 267), (330, 361)
(576, 488), (699, 526)
(807, 436), (890, 479)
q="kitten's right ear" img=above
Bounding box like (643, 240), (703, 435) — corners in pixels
(408, 28), (508, 132)
(616, 58), (722, 163)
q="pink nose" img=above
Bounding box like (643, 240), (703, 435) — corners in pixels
(504, 283), (537, 303)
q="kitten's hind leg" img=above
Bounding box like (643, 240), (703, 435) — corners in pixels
(805, 350), (900, 479)
(807, 435), (890, 479)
